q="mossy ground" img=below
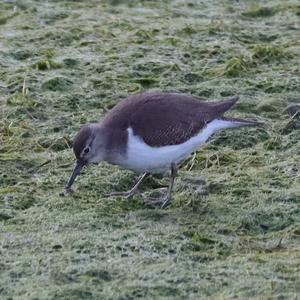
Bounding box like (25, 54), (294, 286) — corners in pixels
(0, 0), (299, 299)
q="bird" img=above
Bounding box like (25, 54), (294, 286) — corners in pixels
(61, 91), (262, 208)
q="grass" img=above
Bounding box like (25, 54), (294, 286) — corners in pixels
(0, 0), (300, 299)
(241, 4), (278, 18)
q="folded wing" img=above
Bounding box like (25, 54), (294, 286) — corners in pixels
(128, 93), (239, 147)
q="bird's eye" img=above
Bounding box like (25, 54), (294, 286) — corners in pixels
(84, 147), (90, 154)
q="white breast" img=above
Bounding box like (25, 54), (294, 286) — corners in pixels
(115, 119), (238, 174)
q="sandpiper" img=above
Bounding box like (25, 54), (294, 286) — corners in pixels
(62, 92), (262, 207)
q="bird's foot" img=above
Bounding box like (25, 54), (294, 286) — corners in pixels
(106, 172), (148, 200)
(144, 188), (171, 209)
(59, 187), (74, 197)
(105, 189), (140, 199)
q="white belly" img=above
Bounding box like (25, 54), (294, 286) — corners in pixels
(115, 119), (237, 174)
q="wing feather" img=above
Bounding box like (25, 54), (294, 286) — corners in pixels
(102, 92), (239, 147)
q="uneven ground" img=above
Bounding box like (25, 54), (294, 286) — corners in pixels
(0, 0), (300, 299)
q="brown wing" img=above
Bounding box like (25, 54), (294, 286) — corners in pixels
(129, 93), (238, 147)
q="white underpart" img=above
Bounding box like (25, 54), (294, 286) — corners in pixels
(117, 119), (240, 174)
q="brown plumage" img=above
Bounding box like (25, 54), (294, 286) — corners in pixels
(101, 92), (240, 147)
(72, 125), (92, 159)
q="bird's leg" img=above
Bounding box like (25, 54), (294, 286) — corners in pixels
(161, 163), (178, 208)
(107, 172), (149, 199)
(145, 163), (178, 208)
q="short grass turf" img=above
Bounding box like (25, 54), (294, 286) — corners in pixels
(1, 0), (300, 299)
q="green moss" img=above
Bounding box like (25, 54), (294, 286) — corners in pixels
(33, 59), (61, 70)
(242, 5), (277, 18)
(63, 58), (79, 68)
(134, 77), (158, 88)
(224, 56), (251, 77)
(37, 136), (71, 151)
(208, 21), (227, 34)
(37, 48), (55, 58)
(6, 92), (37, 109)
(11, 50), (33, 60)
(1, 0), (299, 299)
(0, 12), (18, 25)
(251, 44), (287, 62)
(11, 195), (36, 210)
(294, 5), (300, 15)
(263, 136), (283, 150)
(42, 76), (73, 91)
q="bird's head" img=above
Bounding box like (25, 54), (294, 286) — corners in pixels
(64, 124), (105, 192)
(73, 125), (95, 164)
